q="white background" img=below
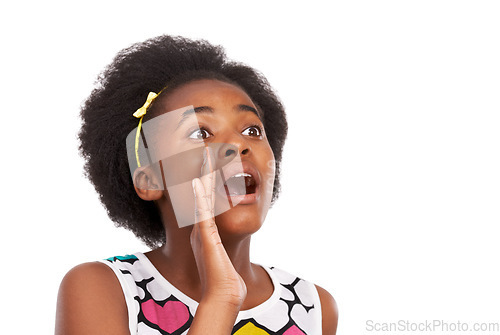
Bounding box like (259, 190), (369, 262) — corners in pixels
(1, 1), (499, 334)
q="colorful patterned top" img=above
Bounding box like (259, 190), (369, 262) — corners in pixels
(100, 253), (322, 335)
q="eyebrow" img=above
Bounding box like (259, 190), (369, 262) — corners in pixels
(236, 104), (262, 119)
(175, 104), (262, 129)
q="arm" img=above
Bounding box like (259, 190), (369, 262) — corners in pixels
(187, 196), (246, 334)
(55, 262), (130, 335)
(315, 284), (339, 335)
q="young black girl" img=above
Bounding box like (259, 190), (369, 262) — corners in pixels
(55, 35), (338, 335)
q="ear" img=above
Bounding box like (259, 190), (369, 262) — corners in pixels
(132, 167), (164, 201)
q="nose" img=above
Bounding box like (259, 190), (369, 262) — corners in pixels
(221, 146), (249, 157)
(216, 137), (250, 161)
(217, 143), (250, 160)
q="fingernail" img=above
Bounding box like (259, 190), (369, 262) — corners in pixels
(192, 179), (197, 196)
(205, 146), (213, 170)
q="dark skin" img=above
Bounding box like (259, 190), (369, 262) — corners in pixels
(141, 79), (276, 310)
(55, 79), (338, 334)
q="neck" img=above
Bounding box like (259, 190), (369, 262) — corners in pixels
(166, 228), (254, 270)
(150, 208), (258, 292)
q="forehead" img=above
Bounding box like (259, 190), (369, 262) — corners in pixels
(162, 79), (256, 111)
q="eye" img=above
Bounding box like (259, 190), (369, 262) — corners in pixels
(188, 128), (211, 140)
(242, 125), (262, 137)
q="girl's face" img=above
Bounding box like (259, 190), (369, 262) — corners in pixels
(157, 79), (276, 238)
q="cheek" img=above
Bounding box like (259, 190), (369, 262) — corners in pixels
(158, 150), (203, 228)
(164, 182), (196, 228)
(260, 147), (276, 195)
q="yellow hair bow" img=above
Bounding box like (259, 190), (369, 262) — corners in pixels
(133, 92), (158, 118)
(133, 92), (158, 168)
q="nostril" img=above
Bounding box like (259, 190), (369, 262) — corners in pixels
(225, 149), (236, 157)
(241, 148), (249, 155)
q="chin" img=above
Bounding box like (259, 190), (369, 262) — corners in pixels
(214, 207), (265, 239)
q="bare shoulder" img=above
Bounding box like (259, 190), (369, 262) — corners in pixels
(55, 262), (129, 335)
(315, 284), (339, 335)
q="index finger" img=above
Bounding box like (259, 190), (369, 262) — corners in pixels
(201, 146), (216, 210)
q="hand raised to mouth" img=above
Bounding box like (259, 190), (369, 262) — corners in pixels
(188, 146), (247, 333)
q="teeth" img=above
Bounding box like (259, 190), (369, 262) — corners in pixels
(232, 172), (252, 178)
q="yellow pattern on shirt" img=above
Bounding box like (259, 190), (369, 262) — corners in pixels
(233, 321), (270, 335)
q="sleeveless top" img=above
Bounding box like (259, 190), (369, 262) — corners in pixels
(100, 253), (322, 335)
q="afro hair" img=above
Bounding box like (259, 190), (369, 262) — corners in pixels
(78, 35), (287, 248)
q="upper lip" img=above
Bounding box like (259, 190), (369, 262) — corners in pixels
(218, 160), (261, 192)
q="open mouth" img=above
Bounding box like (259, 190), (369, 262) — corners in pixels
(216, 162), (261, 205)
(223, 172), (258, 196)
